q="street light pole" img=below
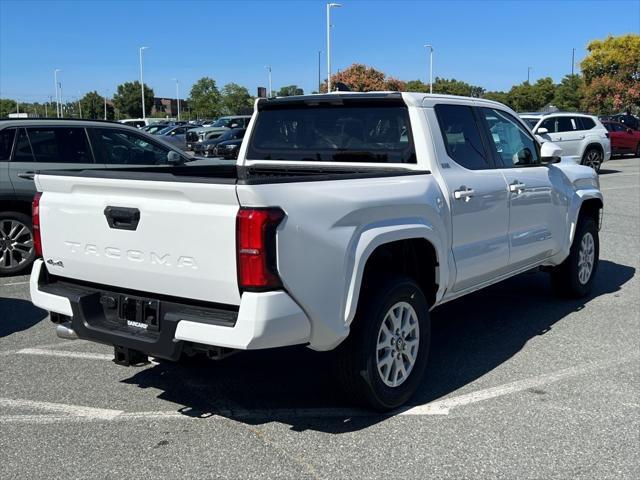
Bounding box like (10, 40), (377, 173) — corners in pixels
(424, 45), (434, 94)
(139, 46), (149, 119)
(54, 69), (61, 118)
(527, 66), (532, 83)
(571, 48), (575, 76)
(326, 3), (342, 93)
(265, 66), (272, 97)
(104, 91), (108, 120)
(173, 78), (180, 121)
(318, 50), (322, 92)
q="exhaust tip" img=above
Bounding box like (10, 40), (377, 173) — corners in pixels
(56, 323), (78, 340)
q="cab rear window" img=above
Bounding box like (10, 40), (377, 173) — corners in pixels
(246, 103), (416, 163)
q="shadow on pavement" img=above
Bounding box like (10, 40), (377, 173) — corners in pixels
(122, 260), (635, 433)
(599, 168), (622, 175)
(0, 297), (48, 338)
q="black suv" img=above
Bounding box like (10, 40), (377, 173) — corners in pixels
(0, 119), (190, 275)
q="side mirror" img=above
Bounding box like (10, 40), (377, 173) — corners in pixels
(540, 141), (562, 164)
(230, 123), (239, 128)
(536, 127), (549, 135)
(167, 150), (182, 164)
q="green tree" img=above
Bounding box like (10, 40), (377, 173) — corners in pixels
(113, 81), (154, 118)
(581, 34), (640, 84)
(553, 75), (585, 111)
(532, 77), (556, 108)
(582, 76), (640, 115)
(405, 79), (430, 93)
(189, 77), (221, 119)
(483, 91), (509, 104)
(220, 83), (253, 114)
(0, 98), (18, 117)
(432, 77), (485, 97)
(276, 85), (304, 96)
(79, 91), (113, 119)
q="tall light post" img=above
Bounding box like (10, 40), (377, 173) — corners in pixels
(54, 69), (61, 117)
(139, 46), (149, 119)
(103, 90), (109, 120)
(571, 48), (575, 76)
(527, 66), (532, 83)
(265, 66), (272, 97)
(172, 78), (180, 121)
(424, 44), (434, 94)
(326, 3), (342, 92)
(318, 50), (322, 93)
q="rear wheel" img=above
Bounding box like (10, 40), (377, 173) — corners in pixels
(334, 275), (430, 411)
(635, 143), (640, 158)
(0, 211), (36, 276)
(550, 216), (599, 298)
(582, 147), (603, 172)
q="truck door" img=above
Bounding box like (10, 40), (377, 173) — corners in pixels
(478, 107), (568, 267)
(431, 104), (510, 292)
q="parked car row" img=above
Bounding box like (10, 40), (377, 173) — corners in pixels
(601, 121), (640, 157)
(192, 128), (246, 158)
(185, 115), (251, 150)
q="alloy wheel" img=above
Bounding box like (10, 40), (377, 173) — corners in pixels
(577, 232), (595, 285)
(376, 301), (420, 388)
(584, 150), (602, 171)
(0, 219), (34, 272)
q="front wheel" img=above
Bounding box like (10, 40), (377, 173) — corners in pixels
(334, 275), (430, 411)
(550, 216), (599, 297)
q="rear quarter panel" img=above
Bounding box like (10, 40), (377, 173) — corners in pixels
(236, 174), (448, 350)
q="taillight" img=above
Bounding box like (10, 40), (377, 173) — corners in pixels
(236, 207), (285, 291)
(32, 192), (42, 257)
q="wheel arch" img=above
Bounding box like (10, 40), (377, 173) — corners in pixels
(344, 224), (446, 327)
(0, 199), (32, 217)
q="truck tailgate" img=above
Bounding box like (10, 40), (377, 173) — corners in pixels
(36, 173), (240, 306)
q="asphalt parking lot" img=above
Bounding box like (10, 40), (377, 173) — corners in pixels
(0, 157), (638, 479)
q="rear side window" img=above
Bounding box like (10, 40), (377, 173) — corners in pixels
(577, 117), (596, 130)
(25, 127), (93, 164)
(246, 103), (416, 163)
(0, 128), (16, 161)
(434, 104), (490, 170)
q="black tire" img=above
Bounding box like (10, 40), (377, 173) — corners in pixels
(0, 211), (36, 276)
(635, 143), (640, 158)
(334, 274), (430, 411)
(550, 216), (599, 298)
(581, 147), (603, 172)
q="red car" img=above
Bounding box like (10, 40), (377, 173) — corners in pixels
(602, 121), (640, 157)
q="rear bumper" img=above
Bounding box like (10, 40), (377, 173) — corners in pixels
(30, 259), (311, 359)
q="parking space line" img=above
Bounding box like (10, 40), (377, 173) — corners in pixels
(401, 355), (639, 415)
(1, 355), (635, 424)
(0, 398), (123, 420)
(16, 348), (114, 361)
(601, 185), (639, 191)
(0, 281), (30, 286)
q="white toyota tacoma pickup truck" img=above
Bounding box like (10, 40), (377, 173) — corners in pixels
(30, 93), (603, 411)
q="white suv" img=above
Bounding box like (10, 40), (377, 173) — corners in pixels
(520, 112), (611, 172)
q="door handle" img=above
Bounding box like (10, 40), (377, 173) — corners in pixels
(104, 206), (140, 231)
(453, 186), (475, 202)
(17, 171), (35, 180)
(509, 181), (526, 193)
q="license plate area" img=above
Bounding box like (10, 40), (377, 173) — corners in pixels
(117, 295), (160, 332)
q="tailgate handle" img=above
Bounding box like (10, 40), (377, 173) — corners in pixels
(104, 206), (140, 231)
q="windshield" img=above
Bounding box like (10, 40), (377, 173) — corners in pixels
(156, 126), (174, 135)
(521, 118), (539, 130)
(246, 104), (416, 163)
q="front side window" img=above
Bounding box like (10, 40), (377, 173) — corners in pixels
(578, 117), (596, 130)
(521, 118), (539, 130)
(480, 108), (540, 168)
(25, 127), (92, 163)
(541, 117), (575, 133)
(91, 128), (172, 165)
(247, 103), (416, 163)
(0, 128), (16, 161)
(434, 104), (490, 170)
